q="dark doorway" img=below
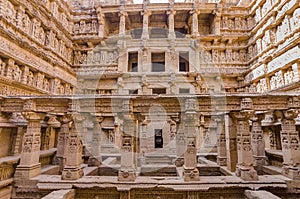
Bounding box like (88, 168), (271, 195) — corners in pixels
(155, 129), (163, 148)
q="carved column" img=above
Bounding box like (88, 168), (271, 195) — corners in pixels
(141, 10), (151, 40)
(61, 113), (84, 180)
(11, 126), (25, 155)
(251, 112), (267, 174)
(183, 99), (200, 181)
(280, 108), (300, 179)
(167, 10), (176, 39)
(16, 5), (25, 28)
(55, 115), (71, 173)
(216, 116), (227, 166)
(190, 10), (200, 38)
(88, 116), (104, 166)
(225, 114), (238, 172)
(213, 12), (221, 35)
(14, 111), (45, 179)
(96, 7), (105, 38)
(118, 99), (136, 182)
(232, 110), (258, 181)
(119, 11), (127, 36)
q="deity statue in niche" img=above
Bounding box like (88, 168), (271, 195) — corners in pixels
(12, 64), (22, 82)
(0, 59), (6, 76)
(170, 121), (177, 140)
(282, 16), (291, 36)
(22, 14), (31, 34)
(5, 1), (16, 24)
(27, 71), (34, 86)
(222, 16), (228, 29)
(284, 69), (295, 85)
(43, 78), (50, 91)
(73, 23), (80, 34)
(291, 8), (300, 31)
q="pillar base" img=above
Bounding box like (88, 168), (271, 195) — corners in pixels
(217, 156), (227, 166)
(253, 156), (267, 175)
(236, 165), (258, 181)
(183, 167), (200, 181)
(87, 157), (101, 167)
(175, 158), (184, 167)
(282, 165), (300, 180)
(118, 169), (136, 182)
(61, 166), (83, 180)
(53, 157), (65, 173)
(14, 163), (41, 179)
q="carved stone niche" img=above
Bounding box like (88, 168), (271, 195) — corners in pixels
(241, 98), (253, 110)
(287, 97), (300, 109)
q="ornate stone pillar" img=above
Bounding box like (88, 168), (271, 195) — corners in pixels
(96, 7), (105, 38)
(88, 116), (104, 166)
(119, 11), (127, 36)
(183, 99), (200, 181)
(213, 12), (221, 35)
(11, 126), (24, 155)
(61, 113), (84, 180)
(232, 110), (258, 181)
(216, 116), (227, 166)
(190, 9), (200, 38)
(167, 10), (176, 39)
(16, 5), (25, 28)
(231, 98), (258, 181)
(225, 114), (237, 172)
(118, 99), (136, 182)
(55, 115), (71, 173)
(141, 10), (151, 40)
(280, 108), (300, 179)
(251, 112), (267, 174)
(14, 111), (45, 179)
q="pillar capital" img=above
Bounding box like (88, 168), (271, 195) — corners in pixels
(190, 9), (200, 15)
(167, 9), (176, 16)
(119, 11), (128, 17)
(22, 111), (46, 121)
(230, 110), (254, 121)
(283, 109), (299, 120)
(141, 10), (152, 16)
